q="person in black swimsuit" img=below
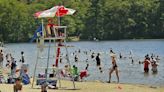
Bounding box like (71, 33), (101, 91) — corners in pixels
(108, 52), (119, 83)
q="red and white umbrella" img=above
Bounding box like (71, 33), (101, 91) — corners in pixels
(34, 5), (76, 18)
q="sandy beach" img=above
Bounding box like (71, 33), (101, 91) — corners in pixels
(0, 80), (163, 92)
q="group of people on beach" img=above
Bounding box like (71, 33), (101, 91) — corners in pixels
(57, 47), (161, 84)
(57, 48), (120, 83)
(0, 48), (30, 92)
(35, 45), (161, 92)
(0, 47), (161, 92)
(0, 45), (161, 92)
(5, 51), (26, 78)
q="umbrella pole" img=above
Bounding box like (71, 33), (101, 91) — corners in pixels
(57, 5), (60, 26)
(58, 16), (60, 26)
(41, 19), (44, 37)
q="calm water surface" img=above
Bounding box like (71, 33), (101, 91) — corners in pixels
(4, 39), (164, 86)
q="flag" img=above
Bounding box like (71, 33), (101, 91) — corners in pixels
(30, 25), (43, 42)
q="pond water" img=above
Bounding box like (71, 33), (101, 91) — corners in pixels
(3, 39), (164, 86)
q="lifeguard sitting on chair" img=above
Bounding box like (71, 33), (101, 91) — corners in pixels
(46, 18), (58, 37)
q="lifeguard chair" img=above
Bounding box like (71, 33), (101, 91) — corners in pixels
(32, 23), (76, 89)
(31, 5), (76, 89)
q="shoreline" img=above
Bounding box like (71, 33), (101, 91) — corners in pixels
(0, 80), (163, 92)
(2, 38), (164, 43)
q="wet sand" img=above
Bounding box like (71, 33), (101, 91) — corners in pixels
(0, 80), (163, 92)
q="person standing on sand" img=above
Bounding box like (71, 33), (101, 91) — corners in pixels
(108, 49), (119, 83)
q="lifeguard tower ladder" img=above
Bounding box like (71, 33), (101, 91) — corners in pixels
(31, 25), (76, 89)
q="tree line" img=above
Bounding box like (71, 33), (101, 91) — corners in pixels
(0, 0), (163, 42)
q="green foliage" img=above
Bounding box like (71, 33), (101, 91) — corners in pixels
(0, 0), (163, 42)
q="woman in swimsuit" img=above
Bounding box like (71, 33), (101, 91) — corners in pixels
(108, 54), (119, 83)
